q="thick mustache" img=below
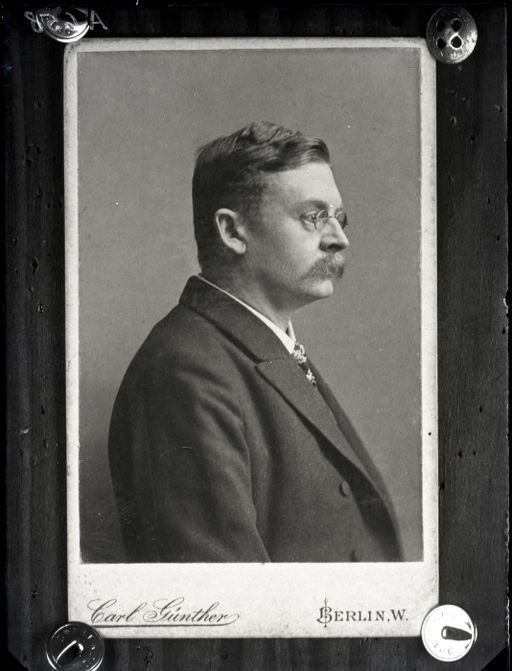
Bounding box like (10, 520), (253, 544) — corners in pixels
(306, 253), (345, 279)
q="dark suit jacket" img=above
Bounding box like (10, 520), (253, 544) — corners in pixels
(108, 276), (402, 562)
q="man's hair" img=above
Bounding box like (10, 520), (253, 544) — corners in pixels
(192, 121), (330, 269)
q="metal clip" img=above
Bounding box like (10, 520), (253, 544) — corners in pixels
(421, 604), (477, 662)
(24, 7), (107, 43)
(426, 7), (478, 64)
(46, 622), (104, 671)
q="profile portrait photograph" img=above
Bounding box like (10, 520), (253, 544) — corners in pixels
(67, 39), (436, 597)
(109, 119), (402, 564)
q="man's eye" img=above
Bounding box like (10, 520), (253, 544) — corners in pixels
(302, 211), (320, 224)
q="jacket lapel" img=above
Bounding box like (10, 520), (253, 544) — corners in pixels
(256, 358), (375, 482)
(181, 276), (378, 487)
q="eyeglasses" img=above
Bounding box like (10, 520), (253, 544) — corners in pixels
(300, 207), (348, 232)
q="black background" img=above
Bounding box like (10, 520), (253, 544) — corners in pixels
(4, 4), (508, 670)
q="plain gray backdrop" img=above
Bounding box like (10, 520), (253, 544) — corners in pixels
(76, 45), (423, 561)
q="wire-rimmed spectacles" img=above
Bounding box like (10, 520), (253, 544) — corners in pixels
(300, 207), (348, 231)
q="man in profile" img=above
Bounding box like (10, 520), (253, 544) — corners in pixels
(108, 121), (402, 563)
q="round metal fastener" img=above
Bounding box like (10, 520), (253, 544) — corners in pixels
(47, 622), (104, 671)
(421, 604), (477, 662)
(35, 7), (90, 43)
(426, 7), (478, 64)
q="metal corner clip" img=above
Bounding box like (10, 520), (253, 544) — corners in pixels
(47, 621), (105, 671)
(24, 7), (107, 43)
(426, 7), (478, 64)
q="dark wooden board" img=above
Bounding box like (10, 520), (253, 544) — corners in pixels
(4, 5), (508, 670)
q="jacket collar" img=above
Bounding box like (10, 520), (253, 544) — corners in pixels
(179, 275), (291, 362)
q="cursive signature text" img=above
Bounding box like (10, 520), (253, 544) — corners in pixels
(87, 597), (240, 626)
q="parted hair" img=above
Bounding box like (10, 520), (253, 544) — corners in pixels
(192, 121), (330, 269)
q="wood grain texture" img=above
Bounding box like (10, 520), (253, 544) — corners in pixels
(5, 5), (507, 670)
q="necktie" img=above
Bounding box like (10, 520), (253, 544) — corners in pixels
(292, 342), (317, 388)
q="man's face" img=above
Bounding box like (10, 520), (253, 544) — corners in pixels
(241, 161), (349, 311)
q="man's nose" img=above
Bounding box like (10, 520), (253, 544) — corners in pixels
(321, 217), (350, 251)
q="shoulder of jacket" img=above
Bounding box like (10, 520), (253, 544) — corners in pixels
(131, 303), (239, 370)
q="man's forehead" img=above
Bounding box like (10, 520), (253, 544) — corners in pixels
(261, 162), (342, 206)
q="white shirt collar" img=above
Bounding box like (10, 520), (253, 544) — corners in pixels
(196, 275), (296, 354)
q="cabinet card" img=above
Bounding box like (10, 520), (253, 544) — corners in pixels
(65, 37), (437, 638)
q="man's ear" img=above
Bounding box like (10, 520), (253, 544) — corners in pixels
(214, 208), (248, 256)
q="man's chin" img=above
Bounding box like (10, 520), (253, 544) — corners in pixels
(306, 277), (336, 298)
(320, 278), (337, 295)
